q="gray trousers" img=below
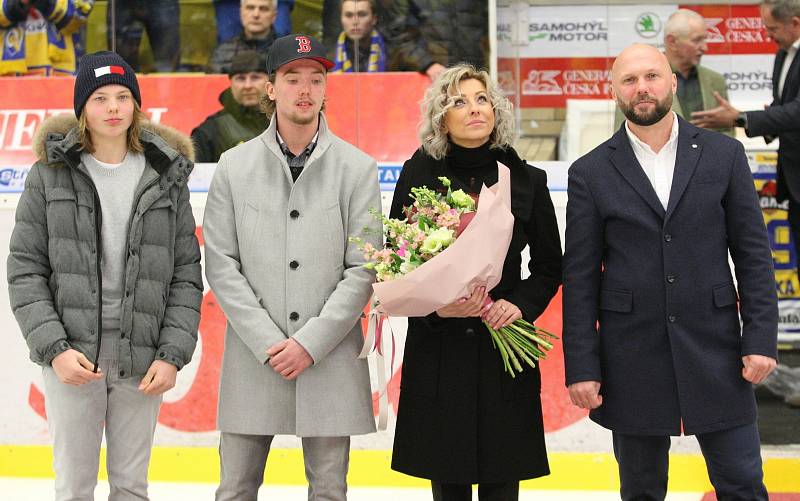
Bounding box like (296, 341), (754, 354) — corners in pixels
(42, 333), (162, 501)
(216, 432), (351, 501)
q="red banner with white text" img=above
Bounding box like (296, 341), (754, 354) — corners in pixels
(0, 73), (429, 166)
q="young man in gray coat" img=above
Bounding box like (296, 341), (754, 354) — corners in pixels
(203, 34), (382, 500)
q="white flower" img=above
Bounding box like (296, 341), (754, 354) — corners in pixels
(420, 228), (455, 254)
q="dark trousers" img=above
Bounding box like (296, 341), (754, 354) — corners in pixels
(612, 422), (768, 501)
(212, 0), (242, 45)
(431, 481), (519, 501)
(107, 0), (181, 72)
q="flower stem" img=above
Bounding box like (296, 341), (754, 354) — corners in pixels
(496, 330), (523, 375)
(502, 329), (537, 369)
(488, 326), (513, 376)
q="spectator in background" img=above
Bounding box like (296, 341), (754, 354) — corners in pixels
(390, 0), (488, 80)
(214, 0), (294, 44)
(614, 9), (732, 136)
(192, 50), (269, 163)
(107, 0), (181, 72)
(210, 0), (278, 74)
(332, 0), (386, 73)
(693, 0), (800, 273)
(323, 0), (407, 69)
(0, 0), (93, 75)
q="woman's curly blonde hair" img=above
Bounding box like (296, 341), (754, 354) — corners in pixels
(418, 64), (515, 160)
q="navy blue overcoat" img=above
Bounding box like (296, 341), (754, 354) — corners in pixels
(563, 117), (778, 435)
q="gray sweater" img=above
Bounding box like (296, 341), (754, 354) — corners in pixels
(82, 151), (146, 332)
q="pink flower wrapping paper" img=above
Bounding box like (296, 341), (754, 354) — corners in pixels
(372, 162), (515, 316)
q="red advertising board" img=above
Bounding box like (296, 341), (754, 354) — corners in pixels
(683, 4), (777, 55)
(498, 57), (614, 108)
(0, 72), (430, 166)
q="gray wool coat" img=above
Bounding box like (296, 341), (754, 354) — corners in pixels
(8, 115), (203, 378)
(203, 114), (382, 436)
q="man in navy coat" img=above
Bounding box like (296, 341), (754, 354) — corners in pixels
(563, 43), (779, 501)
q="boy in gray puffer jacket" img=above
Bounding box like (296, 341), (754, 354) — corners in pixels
(7, 51), (202, 500)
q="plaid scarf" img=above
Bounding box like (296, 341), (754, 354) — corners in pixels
(332, 29), (386, 73)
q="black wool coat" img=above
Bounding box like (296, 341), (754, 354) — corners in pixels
(389, 145), (562, 483)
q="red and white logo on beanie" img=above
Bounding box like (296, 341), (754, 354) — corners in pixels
(94, 65), (125, 78)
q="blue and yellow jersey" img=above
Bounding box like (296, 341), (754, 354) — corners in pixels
(0, 0), (93, 76)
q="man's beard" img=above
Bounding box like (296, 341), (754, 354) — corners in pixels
(618, 92), (673, 126)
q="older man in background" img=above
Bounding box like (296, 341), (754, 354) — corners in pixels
(209, 0), (278, 74)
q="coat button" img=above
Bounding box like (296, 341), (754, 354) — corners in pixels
(668, 314), (676, 323)
(159, 351), (166, 358)
(290, 260), (299, 269)
(290, 209), (300, 218)
(289, 312), (299, 321)
(465, 328), (475, 336)
(664, 234), (672, 242)
(119, 370), (125, 377)
(666, 274), (675, 284)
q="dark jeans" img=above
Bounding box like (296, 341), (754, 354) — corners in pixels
(431, 481), (519, 501)
(107, 0), (181, 72)
(612, 422), (768, 501)
(212, 0), (241, 45)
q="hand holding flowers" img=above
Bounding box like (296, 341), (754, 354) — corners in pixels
(436, 286), (489, 318)
(483, 298), (522, 329)
(353, 166), (556, 377)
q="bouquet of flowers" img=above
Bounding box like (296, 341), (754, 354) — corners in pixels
(354, 163), (556, 378)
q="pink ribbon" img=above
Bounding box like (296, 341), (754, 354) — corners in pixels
(358, 302), (395, 431)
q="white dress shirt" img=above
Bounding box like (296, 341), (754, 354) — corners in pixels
(625, 112), (680, 210)
(778, 38), (800, 98)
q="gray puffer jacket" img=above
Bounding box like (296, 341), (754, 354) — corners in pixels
(8, 114), (203, 378)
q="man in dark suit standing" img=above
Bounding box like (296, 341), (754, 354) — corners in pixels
(692, 0), (800, 269)
(563, 43), (778, 501)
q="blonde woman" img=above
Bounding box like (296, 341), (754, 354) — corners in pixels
(389, 64), (562, 500)
(8, 51), (202, 500)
